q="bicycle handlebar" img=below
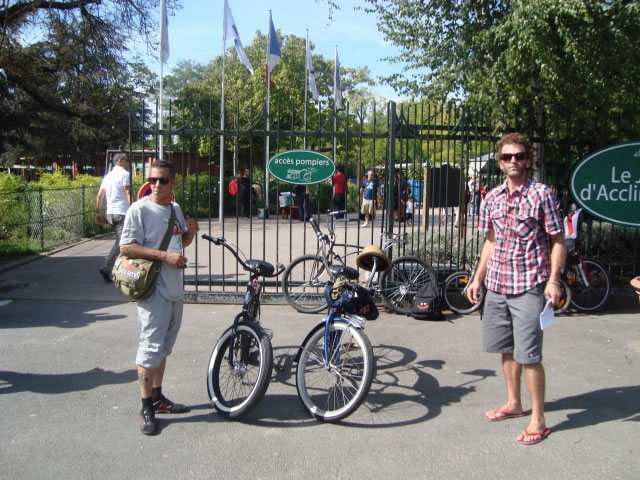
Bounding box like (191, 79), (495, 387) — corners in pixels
(201, 234), (285, 277)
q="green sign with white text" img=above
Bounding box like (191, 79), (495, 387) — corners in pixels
(268, 150), (335, 184)
(569, 141), (640, 226)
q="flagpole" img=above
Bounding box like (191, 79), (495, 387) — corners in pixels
(332, 46), (337, 163)
(304, 30), (309, 150)
(159, 61), (164, 162)
(265, 10), (273, 218)
(219, 1), (228, 223)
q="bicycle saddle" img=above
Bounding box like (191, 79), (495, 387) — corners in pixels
(356, 245), (392, 272)
(245, 260), (275, 276)
(330, 265), (359, 280)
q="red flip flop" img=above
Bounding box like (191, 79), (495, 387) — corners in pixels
(484, 409), (524, 422)
(517, 428), (551, 445)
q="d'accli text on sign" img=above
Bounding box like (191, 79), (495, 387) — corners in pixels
(569, 141), (640, 227)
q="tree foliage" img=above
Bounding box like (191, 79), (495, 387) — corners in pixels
(366, 0), (640, 127)
(0, 0), (180, 167)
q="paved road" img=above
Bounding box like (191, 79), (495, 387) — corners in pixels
(0, 236), (639, 479)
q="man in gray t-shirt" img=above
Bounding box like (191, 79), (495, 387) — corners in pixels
(120, 159), (199, 436)
(96, 153), (131, 282)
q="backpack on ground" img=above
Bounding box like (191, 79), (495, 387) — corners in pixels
(411, 282), (445, 321)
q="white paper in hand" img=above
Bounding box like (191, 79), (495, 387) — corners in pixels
(539, 299), (556, 330)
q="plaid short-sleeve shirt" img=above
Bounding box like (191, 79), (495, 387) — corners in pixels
(479, 179), (563, 294)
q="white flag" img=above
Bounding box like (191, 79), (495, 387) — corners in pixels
(306, 35), (319, 101)
(224, 0), (254, 74)
(160, 0), (169, 64)
(334, 47), (342, 109)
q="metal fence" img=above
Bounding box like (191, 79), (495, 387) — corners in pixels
(0, 185), (101, 254)
(127, 99), (640, 295)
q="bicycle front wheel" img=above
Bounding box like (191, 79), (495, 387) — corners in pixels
(283, 255), (331, 313)
(207, 321), (273, 419)
(442, 271), (482, 314)
(380, 256), (439, 315)
(296, 322), (375, 422)
(569, 259), (611, 313)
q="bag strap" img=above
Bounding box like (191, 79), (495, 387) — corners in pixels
(158, 204), (176, 252)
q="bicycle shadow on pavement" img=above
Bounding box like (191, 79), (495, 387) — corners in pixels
(169, 344), (490, 429)
(338, 345), (487, 428)
(0, 368), (137, 395)
(545, 385), (640, 431)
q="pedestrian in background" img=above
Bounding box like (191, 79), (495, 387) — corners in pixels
(120, 159), (199, 436)
(360, 170), (379, 227)
(468, 132), (566, 446)
(332, 165), (347, 218)
(96, 152), (131, 283)
(239, 168), (251, 218)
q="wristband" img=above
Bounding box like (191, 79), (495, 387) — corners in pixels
(547, 280), (561, 287)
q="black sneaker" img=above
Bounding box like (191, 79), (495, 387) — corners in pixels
(98, 268), (112, 283)
(139, 405), (156, 435)
(153, 395), (189, 414)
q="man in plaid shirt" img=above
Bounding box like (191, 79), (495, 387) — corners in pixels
(468, 132), (566, 446)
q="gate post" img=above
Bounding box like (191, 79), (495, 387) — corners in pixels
(386, 102), (397, 235)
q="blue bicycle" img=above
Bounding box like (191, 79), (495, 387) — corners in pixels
(294, 245), (390, 421)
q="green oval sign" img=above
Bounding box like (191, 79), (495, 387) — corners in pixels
(268, 150), (335, 184)
(569, 141), (640, 226)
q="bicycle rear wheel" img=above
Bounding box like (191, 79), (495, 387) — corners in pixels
(569, 259), (611, 313)
(207, 321), (273, 419)
(283, 255), (331, 313)
(553, 278), (572, 314)
(296, 322), (375, 422)
(380, 256), (438, 315)
(442, 271), (482, 314)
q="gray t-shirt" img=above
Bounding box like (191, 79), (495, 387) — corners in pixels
(120, 197), (187, 301)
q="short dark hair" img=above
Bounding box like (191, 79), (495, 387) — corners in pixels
(112, 152), (128, 167)
(151, 159), (176, 178)
(337, 165), (344, 173)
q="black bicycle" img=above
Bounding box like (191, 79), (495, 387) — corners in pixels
(202, 234), (285, 419)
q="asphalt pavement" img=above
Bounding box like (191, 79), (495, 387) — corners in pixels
(0, 232), (639, 479)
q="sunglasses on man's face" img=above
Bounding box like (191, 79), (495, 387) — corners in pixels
(500, 152), (528, 162)
(148, 177), (171, 185)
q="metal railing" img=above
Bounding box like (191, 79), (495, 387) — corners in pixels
(0, 185), (100, 254)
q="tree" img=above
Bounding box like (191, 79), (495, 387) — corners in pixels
(0, 0), (182, 167)
(158, 30), (374, 176)
(365, 0), (640, 176)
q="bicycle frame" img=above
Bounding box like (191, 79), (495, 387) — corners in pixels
(202, 234), (283, 368)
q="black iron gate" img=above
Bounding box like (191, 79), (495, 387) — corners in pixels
(129, 99), (639, 301)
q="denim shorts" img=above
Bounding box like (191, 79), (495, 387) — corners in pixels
(482, 284), (545, 364)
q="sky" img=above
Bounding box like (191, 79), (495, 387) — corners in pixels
(151, 0), (405, 100)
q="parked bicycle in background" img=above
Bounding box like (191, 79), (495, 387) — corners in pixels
(282, 211), (438, 315)
(442, 234), (572, 315)
(562, 208), (612, 312)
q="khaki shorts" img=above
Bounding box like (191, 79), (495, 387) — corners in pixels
(361, 199), (375, 215)
(482, 285), (545, 364)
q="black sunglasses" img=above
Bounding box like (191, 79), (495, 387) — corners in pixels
(500, 152), (528, 162)
(148, 177), (170, 185)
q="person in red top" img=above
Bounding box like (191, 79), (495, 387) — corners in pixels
(332, 165), (347, 219)
(468, 132), (566, 446)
